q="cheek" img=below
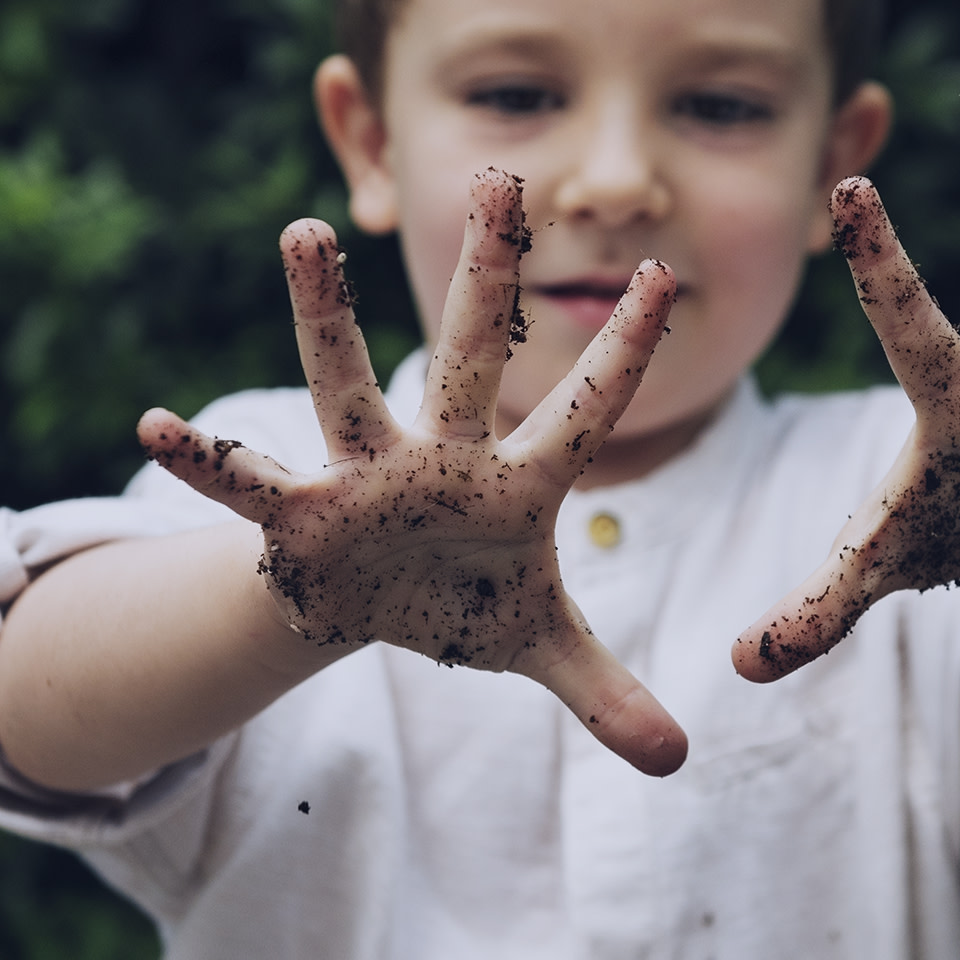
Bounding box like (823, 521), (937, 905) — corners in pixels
(702, 186), (816, 319)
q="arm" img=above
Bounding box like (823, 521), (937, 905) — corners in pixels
(0, 169), (686, 792)
(0, 522), (341, 791)
(733, 177), (960, 681)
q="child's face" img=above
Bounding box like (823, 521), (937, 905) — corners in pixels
(330, 0), (887, 474)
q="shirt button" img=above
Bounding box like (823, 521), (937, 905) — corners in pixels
(588, 512), (622, 548)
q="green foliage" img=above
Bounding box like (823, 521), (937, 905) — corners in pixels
(0, 832), (159, 959)
(0, 0), (418, 509)
(0, 0), (959, 954)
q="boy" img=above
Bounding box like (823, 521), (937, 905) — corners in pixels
(1, 0), (958, 956)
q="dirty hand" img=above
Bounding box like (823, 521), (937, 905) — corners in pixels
(734, 177), (960, 682)
(137, 169), (687, 775)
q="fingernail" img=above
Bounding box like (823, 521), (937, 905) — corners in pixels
(467, 168), (530, 264)
(831, 177), (888, 262)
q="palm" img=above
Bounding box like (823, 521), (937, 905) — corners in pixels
(138, 169), (687, 774)
(246, 431), (578, 675)
(734, 177), (960, 681)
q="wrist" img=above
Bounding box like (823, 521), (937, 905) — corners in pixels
(235, 525), (359, 683)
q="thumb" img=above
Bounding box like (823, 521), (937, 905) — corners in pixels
(527, 633), (688, 776)
(732, 554), (873, 683)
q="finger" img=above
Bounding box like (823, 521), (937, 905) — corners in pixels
(832, 178), (960, 414)
(517, 624), (688, 776)
(731, 552), (877, 682)
(280, 218), (400, 462)
(512, 259), (675, 483)
(418, 168), (526, 440)
(137, 407), (303, 526)
(730, 469), (906, 683)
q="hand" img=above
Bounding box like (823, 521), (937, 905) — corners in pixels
(137, 169), (687, 775)
(733, 177), (960, 682)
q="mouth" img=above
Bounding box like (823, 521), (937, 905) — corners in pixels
(540, 280), (631, 300)
(531, 278), (686, 333)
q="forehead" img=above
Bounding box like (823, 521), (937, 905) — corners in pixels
(393, 0), (825, 38)
(387, 0), (828, 61)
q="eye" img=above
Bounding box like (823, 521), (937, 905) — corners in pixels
(465, 84), (565, 116)
(673, 92), (773, 126)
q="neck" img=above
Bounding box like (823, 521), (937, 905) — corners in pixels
(572, 407), (715, 490)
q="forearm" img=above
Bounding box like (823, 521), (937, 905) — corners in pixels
(0, 522), (347, 792)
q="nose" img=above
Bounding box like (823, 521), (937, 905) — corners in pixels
(553, 95), (670, 227)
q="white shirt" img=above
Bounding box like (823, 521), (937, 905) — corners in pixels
(1, 351), (959, 959)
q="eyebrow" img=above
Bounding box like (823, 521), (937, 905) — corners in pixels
(432, 29), (568, 70)
(429, 18), (819, 90)
(674, 26), (819, 83)
(685, 44), (808, 75)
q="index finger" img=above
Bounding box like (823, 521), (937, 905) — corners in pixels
(831, 178), (960, 415)
(280, 218), (399, 462)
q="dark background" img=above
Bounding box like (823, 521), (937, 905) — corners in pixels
(1, 0), (958, 955)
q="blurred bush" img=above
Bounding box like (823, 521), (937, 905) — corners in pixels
(0, 0), (958, 956)
(0, 0), (419, 511)
(0, 832), (159, 958)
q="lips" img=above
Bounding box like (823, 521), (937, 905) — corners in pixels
(531, 278), (637, 333)
(541, 280), (631, 300)
(529, 274), (687, 333)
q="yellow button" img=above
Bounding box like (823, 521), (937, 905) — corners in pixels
(588, 512), (622, 548)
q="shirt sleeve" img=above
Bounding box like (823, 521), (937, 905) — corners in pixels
(0, 390), (296, 838)
(0, 495), (232, 620)
(0, 492), (240, 843)
(0, 372), (418, 858)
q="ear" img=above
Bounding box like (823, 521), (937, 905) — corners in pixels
(314, 55), (399, 235)
(807, 81), (893, 253)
